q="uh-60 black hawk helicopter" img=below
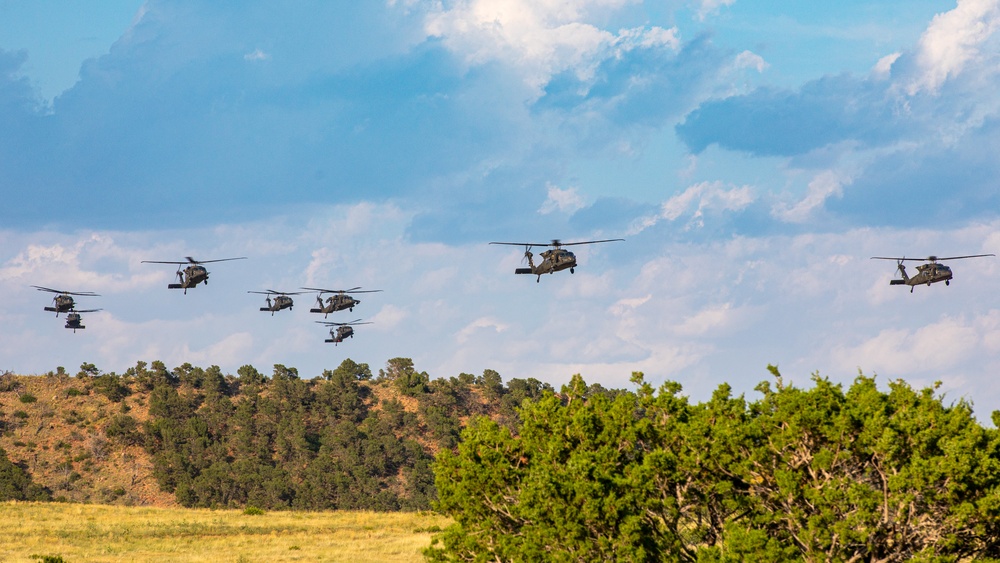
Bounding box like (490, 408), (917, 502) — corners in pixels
(250, 290), (305, 315)
(317, 319), (371, 345)
(871, 254), (995, 292)
(490, 238), (625, 282)
(141, 256), (247, 294)
(63, 308), (102, 333)
(32, 286), (100, 315)
(300, 287), (383, 318)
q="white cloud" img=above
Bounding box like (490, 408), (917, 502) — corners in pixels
(904, 0), (1000, 95)
(771, 170), (848, 223)
(873, 52), (901, 79)
(243, 48), (270, 62)
(630, 181), (755, 234)
(734, 50), (768, 73)
(456, 316), (509, 343)
(696, 0), (736, 21)
(422, 0), (679, 94)
(831, 316), (980, 374)
(538, 183), (586, 214)
(674, 302), (736, 336)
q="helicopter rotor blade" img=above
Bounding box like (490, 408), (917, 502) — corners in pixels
(143, 257), (246, 265)
(491, 239), (624, 248)
(872, 254), (995, 262)
(31, 286), (99, 296)
(929, 254), (996, 261)
(192, 257), (247, 264)
(556, 238), (626, 246)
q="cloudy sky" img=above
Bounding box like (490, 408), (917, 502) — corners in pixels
(4, 0), (1000, 419)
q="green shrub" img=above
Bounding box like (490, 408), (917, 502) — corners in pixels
(19, 393), (37, 404)
(12, 411), (28, 419)
(66, 388), (83, 397)
(243, 506), (266, 515)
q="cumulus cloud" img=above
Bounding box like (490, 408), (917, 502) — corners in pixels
(734, 50), (768, 73)
(831, 316), (980, 374)
(538, 183), (587, 214)
(772, 170), (849, 223)
(423, 0), (679, 95)
(629, 181), (755, 234)
(903, 0), (1000, 95)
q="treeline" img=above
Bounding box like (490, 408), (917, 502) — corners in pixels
(428, 368), (1000, 562)
(31, 357), (553, 511)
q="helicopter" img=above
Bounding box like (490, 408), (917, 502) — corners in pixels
(63, 309), (101, 333)
(489, 238), (625, 282)
(317, 319), (371, 345)
(871, 254), (995, 292)
(141, 256), (247, 294)
(250, 290), (304, 315)
(300, 287), (383, 317)
(32, 286), (100, 316)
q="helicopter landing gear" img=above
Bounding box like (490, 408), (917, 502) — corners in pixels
(946, 280), (950, 286)
(570, 267), (575, 274)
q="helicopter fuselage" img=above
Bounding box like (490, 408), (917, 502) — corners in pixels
(65, 312), (85, 332)
(891, 262), (953, 290)
(44, 295), (76, 315)
(515, 249), (577, 280)
(169, 265), (209, 290)
(325, 326), (354, 344)
(311, 294), (360, 316)
(261, 295), (295, 313)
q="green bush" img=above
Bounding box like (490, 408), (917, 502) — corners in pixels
(66, 388), (83, 397)
(243, 506), (266, 515)
(18, 393), (37, 404)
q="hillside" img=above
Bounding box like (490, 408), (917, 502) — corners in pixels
(0, 358), (554, 509)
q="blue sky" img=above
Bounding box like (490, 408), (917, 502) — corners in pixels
(4, 0), (1000, 419)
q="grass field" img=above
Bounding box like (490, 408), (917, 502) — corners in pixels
(0, 501), (451, 562)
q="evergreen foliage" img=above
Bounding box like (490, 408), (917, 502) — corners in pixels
(0, 446), (51, 501)
(428, 369), (1000, 562)
(141, 358), (478, 511)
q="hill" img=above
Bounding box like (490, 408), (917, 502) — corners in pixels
(0, 358), (554, 509)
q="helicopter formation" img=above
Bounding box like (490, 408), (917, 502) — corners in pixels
(32, 286), (102, 333)
(34, 257), (382, 344)
(31, 241), (995, 340)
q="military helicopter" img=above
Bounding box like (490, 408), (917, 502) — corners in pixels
(141, 256), (247, 294)
(317, 319), (371, 345)
(32, 286), (100, 316)
(250, 290), (305, 315)
(871, 254), (995, 292)
(300, 287), (383, 317)
(489, 238), (625, 282)
(63, 309), (101, 333)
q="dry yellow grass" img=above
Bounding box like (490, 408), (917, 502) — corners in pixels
(0, 501), (450, 562)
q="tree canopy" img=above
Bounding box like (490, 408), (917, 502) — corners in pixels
(428, 369), (1000, 562)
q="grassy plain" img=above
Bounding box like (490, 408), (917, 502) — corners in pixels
(0, 501), (450, 562)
